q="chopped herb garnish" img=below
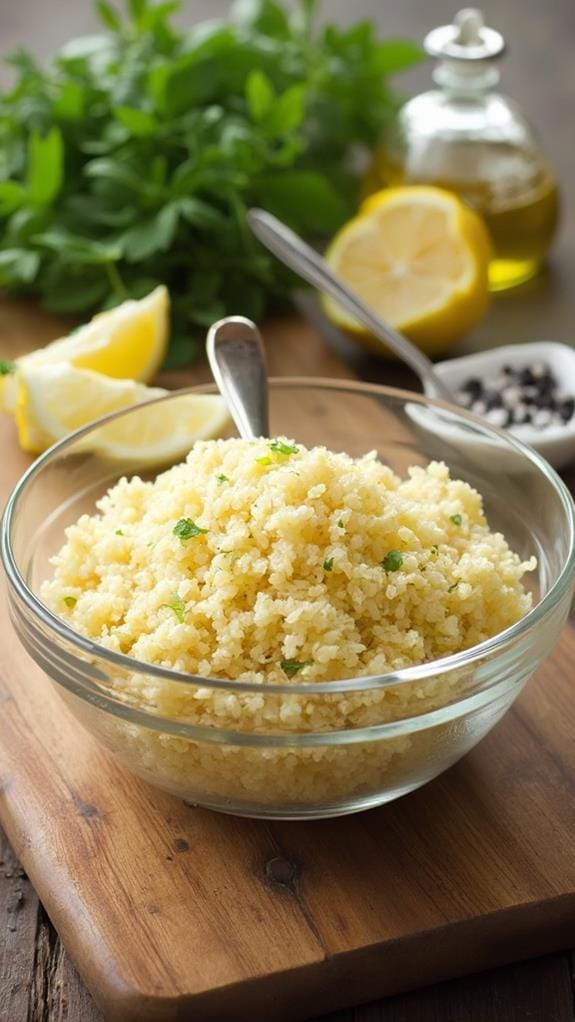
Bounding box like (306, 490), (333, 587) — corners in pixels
(450, 514), (463, 526)
(323, 557), (334, 572)
(62, 596), (77, 608)
(448, 579), (461, 592)
(280, 659), (312, 678)
(115, 529), (124, 536)
(173, 518), (208, 542)
(430, 544), (439, 556)
(382, 550), (403, 572)
(216, 474), (229, 484)
(269, 439), (299, 456)
(337, 519), (344, 528)
(255, 455), (272, 466)
(162, 593), (187, 623)
(0, 360), (16, 375)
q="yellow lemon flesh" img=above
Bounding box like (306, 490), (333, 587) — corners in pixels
(323, 187), (492, 358)
(16, 362), (229, 460)
(2, 286), (169, 413)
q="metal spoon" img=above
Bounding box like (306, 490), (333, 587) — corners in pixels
(247, 208), (454, 403)
(206, 315), (270, 439)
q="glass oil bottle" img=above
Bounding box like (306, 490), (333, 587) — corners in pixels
(365, 9), (560, 291)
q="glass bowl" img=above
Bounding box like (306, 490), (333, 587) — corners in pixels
(2, 380), (574, 820)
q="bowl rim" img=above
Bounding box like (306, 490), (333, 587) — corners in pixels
(2, 376), (575, 697)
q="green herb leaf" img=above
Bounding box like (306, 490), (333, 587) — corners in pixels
(382, 550), (403, 572)
(173, 518), (208, 541)
(114, 106), (157, 137)
(128, 0), (147, 22)
(0, 360), (16, 376)
(323, 557), (334, 572)
(62, 596), (77, 608)
(162, 592), (187, 623)
(96, 0), (122, 31)
(119, 203), (179, 262)
(246, 69), (275, 122)
(216, 474), (229, 484)
(53, 81), (85, 121)
(370, 39), (424, 74)
(449, 514), (463, 526)
(262, 84), (306, 136)
(26, 128), (64, 207)
(269, 439), (298, 455)
(115, 528), (124, 535)
(0, 249), (41, 285)
(0, 182), (26, 216)
(257, 170), (348, 233)
(280, 658), (312, 678)
(430, 544), (439, 556)
(337, 519), (344, 528)
(232, 0), (291, 38)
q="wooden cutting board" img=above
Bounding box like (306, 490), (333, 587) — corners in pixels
(1, 304), (575, 1022)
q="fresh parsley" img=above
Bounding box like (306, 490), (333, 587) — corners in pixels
(216, 474), (229, 485)
(269, 439), (298, 456)
(280, 658), (312, 678)
(430, 544), (439, 556)
(115, 528), (124, 535)
(449, 514), (463, 526)
(173, 518), (208, 541)
(337, 519), (344, 529)
(162, 592), (187, 622)
(0, 1), (421, 366)
(382, 550), (403, 572)
(62, 595), (77, 608)
(0, 360), (16, 375)
(323, 557), (334, 572)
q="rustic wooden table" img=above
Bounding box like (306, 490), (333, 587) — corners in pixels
(1, 0), (574, 1019)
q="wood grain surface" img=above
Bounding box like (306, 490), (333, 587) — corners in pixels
(0, 301), (575, 1021)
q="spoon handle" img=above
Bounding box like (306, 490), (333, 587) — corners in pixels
(206, 316), (270, 439)
(247, 208), (452, 402)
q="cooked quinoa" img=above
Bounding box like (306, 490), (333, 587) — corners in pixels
(42, 438), (535, 809)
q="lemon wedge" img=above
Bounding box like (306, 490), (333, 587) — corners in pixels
(323, 186), (491, 358)
(2, 286), (169, 413)
(15, 363), (229, 459)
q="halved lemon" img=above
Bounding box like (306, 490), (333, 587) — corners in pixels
(16, 362), (229, 460)
(323, 186), (491, 358)
(2, 286), (169, 413)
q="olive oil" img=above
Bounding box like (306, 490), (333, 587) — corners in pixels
(366, 148), (560, 291)
(370, 9), (560, 292)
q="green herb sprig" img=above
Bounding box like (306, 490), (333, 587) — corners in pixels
(0, 0), (421, 366)
(449, 514), (463, 526)
(162, 592), (187, 622)
(382, 550), (403, 573)
(173, 517), (208, 541)
(269, 439), (298, 456)
(280, 658), (312, 677)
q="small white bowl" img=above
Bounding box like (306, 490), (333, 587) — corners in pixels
(425, 342), (575, 470)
